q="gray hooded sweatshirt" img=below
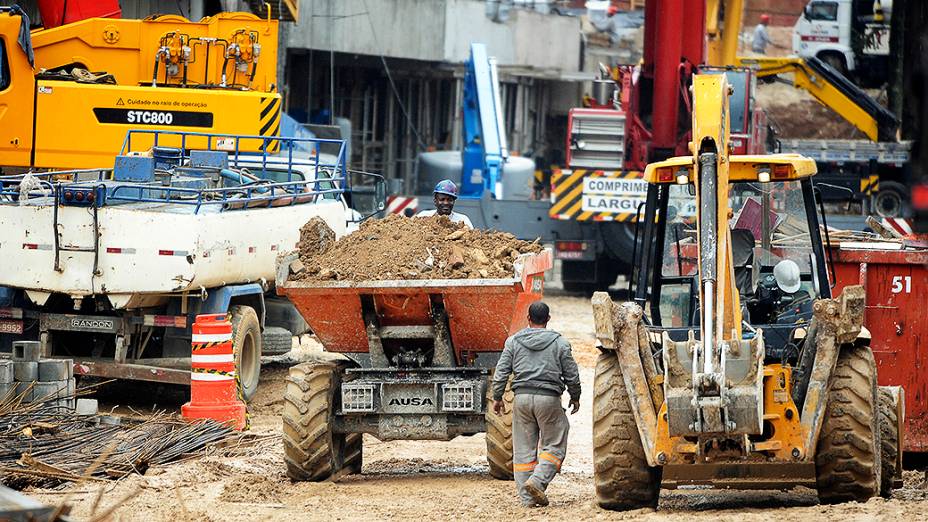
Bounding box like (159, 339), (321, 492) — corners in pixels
(492, 327), (581, 402)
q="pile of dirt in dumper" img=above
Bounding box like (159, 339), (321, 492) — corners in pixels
(292, 215), (543, 281)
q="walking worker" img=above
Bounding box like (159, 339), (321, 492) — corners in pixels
(492, 301), (581, 507)
(752, 14), (784, 55)
(415, 179), (473, 228)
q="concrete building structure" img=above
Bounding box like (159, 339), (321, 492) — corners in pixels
(282, 0), (589, 192)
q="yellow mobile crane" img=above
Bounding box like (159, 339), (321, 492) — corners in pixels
(590, 73), (904, 509)
(0, 8), (282, 170)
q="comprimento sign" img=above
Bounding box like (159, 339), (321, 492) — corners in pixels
(93, 108), (214, 127)
(581, 176), (647, 213)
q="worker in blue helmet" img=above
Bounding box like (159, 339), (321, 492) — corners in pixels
(416, 179), (474, 228)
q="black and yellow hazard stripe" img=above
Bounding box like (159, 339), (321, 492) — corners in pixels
(549, 169), (642, 222)
(192, 367), (236, 377)
(191, 341), (229, 351)
(860, 174), (879, 196)
(259, 95), (282, 153)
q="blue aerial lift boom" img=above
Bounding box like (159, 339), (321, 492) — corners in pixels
(459, 43), (509, 198)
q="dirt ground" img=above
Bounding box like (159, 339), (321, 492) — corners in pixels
(27, 295), (928, 521)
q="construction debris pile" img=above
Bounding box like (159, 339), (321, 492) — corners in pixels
(0, 392), (237, 489)
(293, 215), (543, 281)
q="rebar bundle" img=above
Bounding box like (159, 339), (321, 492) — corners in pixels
(0, 388), (237, 489)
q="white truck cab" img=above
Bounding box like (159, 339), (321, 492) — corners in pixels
(793, 0), (891, 83)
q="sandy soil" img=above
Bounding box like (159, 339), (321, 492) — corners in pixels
(27, 295), (928, 521)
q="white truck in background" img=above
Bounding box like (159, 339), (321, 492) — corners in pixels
(0, 131), (383, 400)
(792, 0), (892, 86)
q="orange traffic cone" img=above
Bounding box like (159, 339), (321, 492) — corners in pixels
(181, 313), (247, 430)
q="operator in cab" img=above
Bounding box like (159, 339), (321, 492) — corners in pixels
(747, 259), (813, 324)
(416, 179), (474, 228)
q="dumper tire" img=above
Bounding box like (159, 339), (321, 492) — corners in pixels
(230, 305), (262, 402)
(878, 387), (899, 498)
(486, 378), (514, 480)
(283, 363), (349, 481)
(593, 350), (661, 510)
(345, 432), (363, 475)
(815, 344), (881, 503)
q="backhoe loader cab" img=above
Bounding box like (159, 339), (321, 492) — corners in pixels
(591, 74), (903, 511)
(634, 173), (830, 359)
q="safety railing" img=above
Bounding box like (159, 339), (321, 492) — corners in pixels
(120, 129), (349, 184)
(0, 130), (381, 214)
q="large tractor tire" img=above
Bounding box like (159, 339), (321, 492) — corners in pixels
(815, 344), (881, 503)
(486, 379), (514, 480)
(230, 305), (262, 401)
(593, 350), (661, 510)
(878, 387), (900, 498)
(283, 362), (358, 481)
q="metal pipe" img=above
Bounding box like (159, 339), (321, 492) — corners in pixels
(703, 280), (714, 373)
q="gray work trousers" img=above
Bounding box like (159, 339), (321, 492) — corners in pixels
(512, 393), (569, 505)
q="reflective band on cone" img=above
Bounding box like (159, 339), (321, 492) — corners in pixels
(181, 313), (246, 430)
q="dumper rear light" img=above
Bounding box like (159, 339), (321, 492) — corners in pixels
(341, 384), (376, 413)
(441, 383), (476, 412)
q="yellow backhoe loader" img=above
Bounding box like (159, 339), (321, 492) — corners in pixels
(591, 73), (904, 509)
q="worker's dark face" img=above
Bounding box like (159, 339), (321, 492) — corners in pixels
(434, 193), (456, 216)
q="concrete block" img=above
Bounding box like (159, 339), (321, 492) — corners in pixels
(13, 361), (38, 382)
(12, 341), (41, 362)
(0, 382), (14, 400)
(67, 377), (76, 396)
(33, 380), (67, 402)
(0, 360), (12, 384)
(14, 382), (34, 403)
(76, 398), (98, 415)
(51, 398), (75, 411)
(38, 359), (71, 382)
(99, 415), (121, 425)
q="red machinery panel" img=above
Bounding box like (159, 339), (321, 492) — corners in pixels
(37, 0), (121, 29)
(831, 246), (928, 452)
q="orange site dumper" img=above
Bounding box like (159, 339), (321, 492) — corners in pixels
(275, 249), (552, 482)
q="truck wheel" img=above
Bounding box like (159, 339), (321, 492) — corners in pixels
(230, 305), (262, 401)
(815, 344), (880, 503)
(593, 350), (661, 510)
(820, 53), (848, 76)
(283, 362), (349, 481)
(873, 181), (908, 218)
(262, 326), (294, 356)
(486, 380), (514, 480)
(878, 387), (900, 498)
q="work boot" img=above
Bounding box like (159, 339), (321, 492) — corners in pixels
(523, 478), (549, 507)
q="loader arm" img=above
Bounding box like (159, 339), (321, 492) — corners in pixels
(737, 56), (899, 142)
(643, 74), (817, 437)
(690, 74), (742, 350)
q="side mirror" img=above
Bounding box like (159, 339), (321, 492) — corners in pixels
(348, 170), (387, 222)
(375, 177), (386, 211)
(803, 5), (812, 20)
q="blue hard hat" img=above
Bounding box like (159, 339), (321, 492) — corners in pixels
(434, 179), (459, 198)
